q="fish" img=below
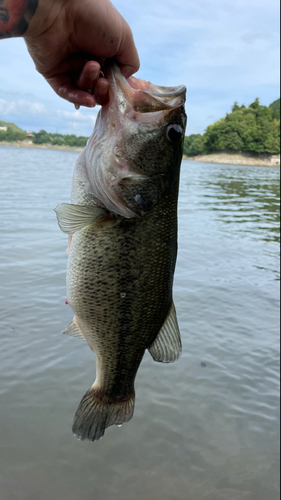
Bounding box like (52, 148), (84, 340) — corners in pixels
(55, 63), (187, 442)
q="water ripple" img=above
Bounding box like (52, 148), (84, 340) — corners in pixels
(0, 148), (279, 500)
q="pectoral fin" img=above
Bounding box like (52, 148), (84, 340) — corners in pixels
(148, 302), (182, 363)
(63, 317), (87, 342)
(54, 203), (106, 234)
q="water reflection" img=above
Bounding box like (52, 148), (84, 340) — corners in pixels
(0, 149), (280, 500)
(198, 167), (280, 244)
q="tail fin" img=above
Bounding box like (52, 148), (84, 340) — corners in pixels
(72, 388), (135, 442)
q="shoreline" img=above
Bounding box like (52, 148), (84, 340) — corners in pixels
(1, 143), (280, 167)
(184, 152), (280, 167)
(0, 141), (84, 152)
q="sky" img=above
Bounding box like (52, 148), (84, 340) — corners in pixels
(0, 0), (280, 137)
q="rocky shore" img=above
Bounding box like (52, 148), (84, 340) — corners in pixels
(184, 152), (280, 167)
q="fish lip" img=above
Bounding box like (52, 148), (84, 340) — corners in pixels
(107, 62), (186, 112)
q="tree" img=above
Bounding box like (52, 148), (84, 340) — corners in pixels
(231, 102), (240, 112)
(183, 134), (204, 156)
(33, 130), (51, 144)
(0, 126), (26, 142)
(197, 97), (280, 155)
(249, 98), (260, 110)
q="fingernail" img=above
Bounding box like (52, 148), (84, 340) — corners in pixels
(89, 67), (100, 79)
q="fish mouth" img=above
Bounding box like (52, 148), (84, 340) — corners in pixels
(83, 62), (186, 219)
(106, 63), (186, 114)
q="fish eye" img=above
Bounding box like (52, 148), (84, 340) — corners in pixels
(166, 124), (183, 143)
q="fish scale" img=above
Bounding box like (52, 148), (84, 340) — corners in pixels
(55, 63), (186, 441)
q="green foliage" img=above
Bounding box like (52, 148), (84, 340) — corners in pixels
(62, 134), (88, 148)
(32, 130), (51, 145)
(269, 98), (280, 112)
(0, 120), (88, 148)
(198, 97), (280, 155)
(0, 127), (26, 142)
(0, 120), (26, 142)
(0, 120), (24, 133)
(269, 98), (280, 121)
(31, 130), (88, 148)
(183, 134), (204, 156)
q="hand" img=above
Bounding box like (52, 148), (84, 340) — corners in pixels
(1, 0), (140, 107)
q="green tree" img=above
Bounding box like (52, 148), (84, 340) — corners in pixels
(33, 130), (51, 144)
(201, 98), (280, 154)
(183, 134), (204, 156)
(0, 126), (26, 142)
(231, 102), (240, 112)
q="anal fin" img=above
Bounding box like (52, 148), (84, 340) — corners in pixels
(63, 317), (86, 342)
(148, 302), (182, 363)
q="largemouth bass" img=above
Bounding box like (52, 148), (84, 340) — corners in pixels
(55, 63), (187, 442)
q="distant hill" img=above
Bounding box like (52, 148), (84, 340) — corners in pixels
(269, 98), (280, 112)
(0, 123), (88, 148)
(184, 98), (280, 157)
(0, 120), (25, 133)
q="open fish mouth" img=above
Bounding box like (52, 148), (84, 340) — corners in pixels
(82, 62), (187, 219)
(106, 63), (186, 114)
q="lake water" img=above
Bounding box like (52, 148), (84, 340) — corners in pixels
(0, 145), (279, 500)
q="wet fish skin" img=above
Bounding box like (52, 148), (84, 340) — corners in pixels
(55, 64), (187, 442)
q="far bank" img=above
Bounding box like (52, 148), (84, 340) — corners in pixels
(0, 141), (83, 152)
(1, 143), (280, 167)
(184, 152), (280, 167)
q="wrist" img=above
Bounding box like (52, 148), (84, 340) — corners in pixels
(0, 0), (39, 38)
(24, 0), (69, 39)
(0, 0), (66, 39)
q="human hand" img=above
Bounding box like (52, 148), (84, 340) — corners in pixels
(0, 0), (139, 107)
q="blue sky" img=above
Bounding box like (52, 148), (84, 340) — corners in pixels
(0, 0), (280, 137)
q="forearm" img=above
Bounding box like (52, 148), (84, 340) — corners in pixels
(0, 0), (63, 39)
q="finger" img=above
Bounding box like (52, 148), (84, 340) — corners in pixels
(46, 74), (96, 107)
(76, 61), (101, 92)
(115, 24), (140, 78)
(43, 53), (92, 79)
(76, 62), (110, 105)
(94, 78), (110, 106)
(57, 83), (96, 107)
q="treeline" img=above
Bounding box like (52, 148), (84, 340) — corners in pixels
(32, 130), (88, 147)
(184, 98), (280, 157)
(0, 128), (26, 142)
(1, 97), (280, 155)
(0, 127), (88, 148)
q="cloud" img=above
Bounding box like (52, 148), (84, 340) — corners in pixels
(0, 99), (47, 116)
(0, 98), (98, 136)
(57, 108), (98, 124)
(240, 32), (274, 44)
(0, 0), (279, 136)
